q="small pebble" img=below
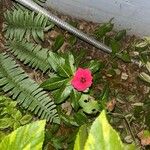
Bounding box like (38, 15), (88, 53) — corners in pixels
(121, 72), (128, 80)
(114, 69), (121, 75)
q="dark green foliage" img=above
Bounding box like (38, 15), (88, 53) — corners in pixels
(52, 35), (64, 51)
(7, 39), (50, 72)
(70, 89), (81, 111)
(83, 60), (102, 74)
(4, 8), (54, 41)
(41, 76), (69, 90)
(94, 20), (114, 39)
(0, 53), (60, 124)
(114, 30), (126, 41)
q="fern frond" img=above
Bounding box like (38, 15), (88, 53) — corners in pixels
(4, 8), (54, 41)
(0, 53), (60, 124)
(7, 39), (50, 72)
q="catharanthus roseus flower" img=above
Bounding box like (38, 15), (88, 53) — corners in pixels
(71, 68), (93, 91)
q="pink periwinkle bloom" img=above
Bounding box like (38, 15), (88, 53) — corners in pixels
(71, 68), (93, 91)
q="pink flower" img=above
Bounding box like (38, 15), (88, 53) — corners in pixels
(71, 68), (93, 91)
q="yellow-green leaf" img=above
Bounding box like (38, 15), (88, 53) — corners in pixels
(74, 124), (88, 150)
(84, 110), (126, 150)
(0, 120), (46, 150)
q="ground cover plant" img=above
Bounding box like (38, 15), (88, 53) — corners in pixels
(0, 0), (150, 149)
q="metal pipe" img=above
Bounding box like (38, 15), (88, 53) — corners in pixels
(15, 0), (112, 53)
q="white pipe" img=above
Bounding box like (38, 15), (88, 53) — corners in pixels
(15, 0), (112, 53)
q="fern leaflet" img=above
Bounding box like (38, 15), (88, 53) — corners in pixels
(7, 39), (50, 72)
(0, 53), (60, 124)
(4, 8), (54, 41)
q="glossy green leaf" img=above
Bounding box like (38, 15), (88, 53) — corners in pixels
(40, 76), (69, 90)
(53, 83), (73, 104)
(70, 89), (81, 111)
(74, 124), (88, 150)
(0, 120), (46, 150)
(65, 53), (76, 75)
(48, 51), (65, 72)
(84, 110), (134, 150)
(48, 51), (71, 77)
(52, 35), (64, 51)
(85, 60), (102, 73)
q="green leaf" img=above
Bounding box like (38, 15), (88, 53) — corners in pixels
(48, 51), (71, 77)
(0, 131), (6, 142)
(0, 120), (46, 150)
(74, 111), (88, 126)
(0, 53), (59, 124)
(50, 136), (64, 149)
(74, 124), (88, 150)
(124, 144), (137, 150)
(85, 60), (102, 73)
(114, 30), (126, 41)
(84, 110), (134, 150)
(117, 51), (131, 63)
(65, 52), (76, 75)
(68, 35), (77, 46)
(95, 21), (114, 38)
(60, 113), (79, 127)
(13, 110), (22, 120)
(139, 72), (150, 83)
(20, 114), (32, 125)
(73, 48), (86, 67)
(52, 35), (64, 51)
(40, 76), (69, 90)
(79, 94), (100, 114)
(70, 89), (81, 111)
(4, 9), (53, 41)
(0, 118), (13, 129)
(7, 39), (50, 72)
(13, 122), (21, 130)
(110, 39), (121, 55)
(53, 83), (73, 104)
(48, 51), (65, 71)
(135, 41), (148, 51)
(99, 84), (110, 108)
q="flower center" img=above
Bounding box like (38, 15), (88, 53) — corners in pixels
(80, 77), (86, 83)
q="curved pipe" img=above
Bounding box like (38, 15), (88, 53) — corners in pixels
(15, 0), (112, 53)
